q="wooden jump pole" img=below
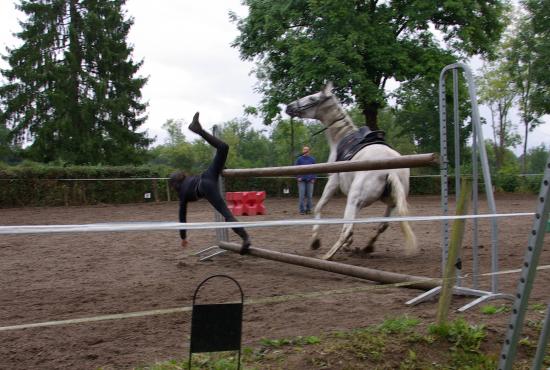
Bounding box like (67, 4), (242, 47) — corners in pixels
(222, 153), (439, 178)
(218, 241), (440, 290)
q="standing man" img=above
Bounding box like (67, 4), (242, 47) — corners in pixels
(295, 145), (316, 215)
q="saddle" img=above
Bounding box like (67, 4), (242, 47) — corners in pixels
(336, 126), (389, 162)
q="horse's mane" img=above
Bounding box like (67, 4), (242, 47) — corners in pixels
(321, 96), (358, 143)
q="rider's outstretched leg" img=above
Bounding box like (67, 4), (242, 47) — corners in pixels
(189, 112), (228, 176)
(189, 112), (227, 150)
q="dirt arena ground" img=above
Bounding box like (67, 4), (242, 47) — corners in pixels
(1, 193), (549, 369)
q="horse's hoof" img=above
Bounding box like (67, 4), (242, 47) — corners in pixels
(363, 244), (375, 254)
(404, 248), (419, 257)
(310, 238), (321, 250)
(321, 254), (333, 260)
(342, 238), (353, 249)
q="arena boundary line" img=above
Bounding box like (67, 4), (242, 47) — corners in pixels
(0, 212), (535, 234)
(1, 265), (549, 332)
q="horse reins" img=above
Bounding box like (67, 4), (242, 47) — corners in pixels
(289, 94), (345, 139)
(308, 95), (346, 137)
(311, 113), (347, 137)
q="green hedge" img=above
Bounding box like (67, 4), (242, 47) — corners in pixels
(5, 164), (541, 208)
(0, 164), (445, 208)
(0, 164), (174, 207)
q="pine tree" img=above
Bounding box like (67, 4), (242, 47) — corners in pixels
(0, 0), (151, 165)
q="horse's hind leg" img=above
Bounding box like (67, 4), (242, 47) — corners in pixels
(310, 174), (339, 250)
(322, 195), (364, 260)
(362, 205), (393, 254)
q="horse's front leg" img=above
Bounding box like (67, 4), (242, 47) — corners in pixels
(322, 195), (361, 260)
(310, 174), (339, 250)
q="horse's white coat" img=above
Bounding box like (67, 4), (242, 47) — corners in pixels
(286, 82), (417, 260)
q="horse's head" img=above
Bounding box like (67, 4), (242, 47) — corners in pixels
(285, 82), (334, 119)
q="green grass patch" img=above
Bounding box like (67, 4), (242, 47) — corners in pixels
(376, 315), (421, 334)
(429, 318), (486, 352)
(529, 303), (547, 313)
(135, 351), (245, 370)
(259, 335), (320, 348)
(137, 316), (534, 370)
(428, 318), (498, 368)
(480, 304), (509, 315)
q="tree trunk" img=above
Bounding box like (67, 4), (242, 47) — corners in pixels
(496, 102), (506, 170)
(362, 102), (380, 131)
(522, 119), (529, 174)
(69, 0), (84, 160)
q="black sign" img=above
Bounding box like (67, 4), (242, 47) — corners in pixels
(188, 275), (244, 370)
(190, 303), (243, 353)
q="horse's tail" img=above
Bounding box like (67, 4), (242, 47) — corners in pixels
(387, 172), (418, 256)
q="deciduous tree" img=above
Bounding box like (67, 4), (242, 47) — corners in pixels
(524, 0), (550, 114)
(231, 0), (508, 130)
(477, 63), (521, 170)
(504, 11), (543, 172)
(393, 73), (472, 168)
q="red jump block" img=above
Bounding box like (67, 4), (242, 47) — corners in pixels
(225, 192), (244, 216)
(226, 191), (266, 216)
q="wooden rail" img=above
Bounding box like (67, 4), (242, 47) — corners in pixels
(218, 241), (440, 290)
(222, 153), (439, 178)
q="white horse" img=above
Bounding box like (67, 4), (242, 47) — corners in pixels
(285, 82), (417, 260)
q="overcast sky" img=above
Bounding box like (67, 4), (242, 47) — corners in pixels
(0, 0), (262, 144)
(0, 1), (548, 154)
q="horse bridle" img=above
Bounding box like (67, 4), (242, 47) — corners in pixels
(309, 95), (346, 137)
(289, 93), (345, 137)
(291, 94), (331, 113)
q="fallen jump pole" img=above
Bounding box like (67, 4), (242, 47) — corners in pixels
(218, 241), (440, 290)
(222, 153), (438, 178)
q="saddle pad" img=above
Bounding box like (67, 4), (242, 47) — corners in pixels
(336, 126), (390, 162)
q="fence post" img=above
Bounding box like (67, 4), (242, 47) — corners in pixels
(152, 179), (159, 202)
(436, 179), (471, 325)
